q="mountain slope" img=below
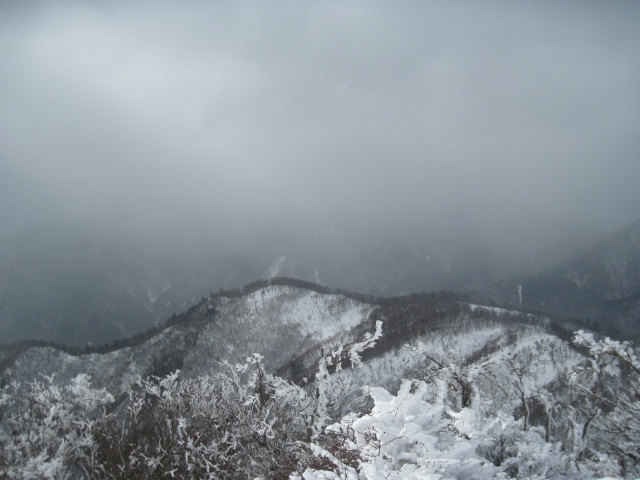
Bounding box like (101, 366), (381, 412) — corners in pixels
(1, 279), (575, 397)
(4, 279), (638, 478)
(484, 219), (640, 336)
(0, 215), (603, 346)
(1, 281), (374, 392)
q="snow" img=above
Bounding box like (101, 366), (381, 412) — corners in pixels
(146, 286), (157, 304)
(468, 303), (517, 317)
(330, 326), (504, 394)
(268, 255), (287, 278)
(4, 286), (376, 394)
(227, 285), (373, 339)
(3, 284), (633, 479)
(301, 370), (614, 480)
(301, 379), (499, 479)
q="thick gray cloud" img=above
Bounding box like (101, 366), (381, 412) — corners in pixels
(1, 1), (639, 243)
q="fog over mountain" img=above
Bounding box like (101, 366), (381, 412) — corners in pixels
(1, 1), (640, 344)
(4, 4), (640, 478)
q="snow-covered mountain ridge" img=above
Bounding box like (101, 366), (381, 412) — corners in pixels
(3, 279), (639, 478)
(1, 281), (369, 391)
(2, 279), (572, 395)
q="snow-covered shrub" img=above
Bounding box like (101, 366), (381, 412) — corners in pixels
(406, 342), (474, 410)
(292, 330), (630, 480)
(1, 321), (385, 480)
(571, 330), (640, 477)
(298, 377), (594, 480)
(0, 374), (113, 479)
(93, 359), (322, 479)
(476, 421), (582, 479)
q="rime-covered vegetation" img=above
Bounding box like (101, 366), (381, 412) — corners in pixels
(1, 283), (639, 478)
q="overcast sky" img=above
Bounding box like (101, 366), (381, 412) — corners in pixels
(1, 1), (639, 243)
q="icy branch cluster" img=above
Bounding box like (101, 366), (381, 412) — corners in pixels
(2, 326), (640, 479)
